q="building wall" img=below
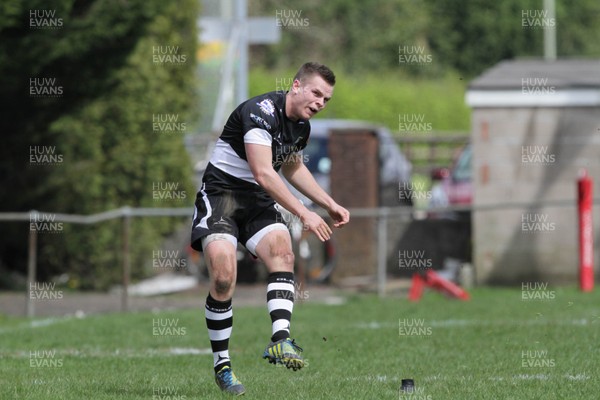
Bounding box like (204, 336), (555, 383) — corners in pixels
(471, 107), (600, 284)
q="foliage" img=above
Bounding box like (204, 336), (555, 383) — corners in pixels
(424, 0), (600, 77)
(247, 0), (600, 135)
(249, 0), (432, 75)
(249, 67), (471, 132)
(0, 0), (199, 289)
(248, 0), (600, 78)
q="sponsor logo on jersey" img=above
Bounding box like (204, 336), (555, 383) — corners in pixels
(249, 112), (272, 130)
(257, 99), (276, 116)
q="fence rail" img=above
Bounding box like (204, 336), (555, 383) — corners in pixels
(3, 197), (597, 317)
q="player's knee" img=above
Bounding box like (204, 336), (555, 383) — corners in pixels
(212, 265), (235, 296)
(282, 250), (295, 268)
(207, 250), (236, 294)
(269, 237), (294, 268)
(214, 277), (233, 295)
(255, 231), (294, 271)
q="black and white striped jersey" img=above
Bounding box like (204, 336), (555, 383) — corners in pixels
(205, 91), (310, 188)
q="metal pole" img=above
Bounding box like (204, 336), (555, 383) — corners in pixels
(121, 207), (131, 312)
(212, 25), (241, 132)
(543, 0), (556, 60)
(234, 0), (248, 105)
(377, 208), (389, 298)
(27, 210), (38, 317)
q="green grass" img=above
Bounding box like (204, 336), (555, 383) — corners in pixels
(2, 287), (599, 399)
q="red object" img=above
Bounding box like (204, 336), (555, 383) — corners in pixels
(407, 270), (470, 301)
(425, 270), (470, 300)
(408, 273), (425, 301)
(578, 169), (594, 292)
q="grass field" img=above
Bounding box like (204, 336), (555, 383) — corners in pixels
(1, 286), (599, 399)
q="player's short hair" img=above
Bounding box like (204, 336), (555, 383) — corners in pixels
(294, 62), (336, 86)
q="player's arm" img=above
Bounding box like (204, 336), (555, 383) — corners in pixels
(245, 143), (333, 241)
(281, 158), (350, 228)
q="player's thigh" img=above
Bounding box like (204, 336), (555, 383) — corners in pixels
(191, 185), (239, 252)
(241, 199), (287, 256)
(254, 228), (295, 272)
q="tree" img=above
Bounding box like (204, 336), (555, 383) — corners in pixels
(0, 0), (199, 289)
(425, 0), (600, 78)
(247, 0), (600, 78)
(249, 0), (431, 74)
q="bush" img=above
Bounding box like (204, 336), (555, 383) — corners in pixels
(249, 67), (470, 132)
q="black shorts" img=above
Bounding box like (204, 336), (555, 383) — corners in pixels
(191, 165), (287, 255)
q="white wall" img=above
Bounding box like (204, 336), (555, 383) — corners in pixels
(471, 107), (600, 284)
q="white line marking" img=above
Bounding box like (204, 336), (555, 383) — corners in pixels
(3, 348), (212, 358)
(355, 318), (596, 330)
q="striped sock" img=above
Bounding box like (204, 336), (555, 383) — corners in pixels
(267, 272), (295, 342)
(205, 294), (233, 373)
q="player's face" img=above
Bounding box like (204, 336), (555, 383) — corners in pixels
(289, 75), (333, 120)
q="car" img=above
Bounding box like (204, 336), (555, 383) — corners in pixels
(428, 143), (472, 219)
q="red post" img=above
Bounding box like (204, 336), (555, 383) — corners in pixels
(578, 169), (594, 292)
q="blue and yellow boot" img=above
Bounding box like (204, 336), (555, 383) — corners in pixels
(262, 338), (305, 371)
(215, 365), (245, 396)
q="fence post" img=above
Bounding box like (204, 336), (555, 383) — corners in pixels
(27, 210), (38, 317)
(578, 169), (594, 292)
(121, 207), (132, 312)
(377, 207), (389, 298)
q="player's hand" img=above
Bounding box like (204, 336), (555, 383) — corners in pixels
(327, 203), (350, 228)
(300, 210), (332, 242)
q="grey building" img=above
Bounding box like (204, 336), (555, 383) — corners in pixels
(466, 59), (600, 284)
